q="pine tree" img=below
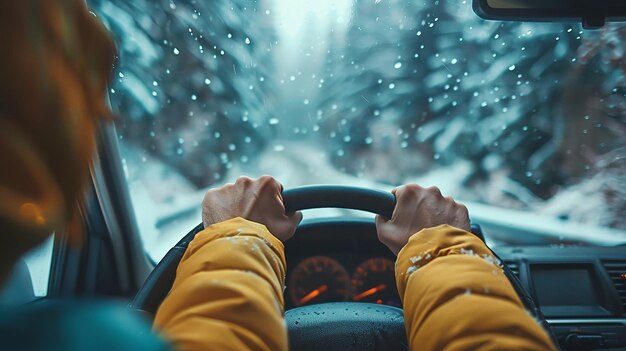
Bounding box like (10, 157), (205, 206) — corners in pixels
(318, 0), (625, 207)
(88, 0), (277, 187)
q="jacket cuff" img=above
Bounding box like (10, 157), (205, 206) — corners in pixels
(186, 217), (285, 261)
(395, 224), (496, 299)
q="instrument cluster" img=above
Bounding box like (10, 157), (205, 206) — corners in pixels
(286, 256), (400, 308)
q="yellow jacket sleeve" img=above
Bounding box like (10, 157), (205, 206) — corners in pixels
(395, 225), (557, 351)
(153, 217), (287, 351)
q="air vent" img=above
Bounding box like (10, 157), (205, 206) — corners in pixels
(504, 261), (520, 278)
(603, 261), (626, 312)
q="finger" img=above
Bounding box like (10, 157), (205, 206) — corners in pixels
(375, 214), (389, 242)
(288, 211), (303, 225)
(375, 215), (398, 254)
(426, 186), (443, 198)
(276, 181), (285, 202)
(258, 174), (276, 184)
(457, 204), (471, 230)
(395, 184), (421, 209)
(282, 211), (303, 241)
(269, 179), (289, 211)
(391, 185), (405, 199)
(375, 214), (389, 226)
(457, 202), (469, 217)
(390, 186), (412, 221)
(255, 176), (280, 201)
(236, 176), (253, 185)
(259, 175), (284, 195)
(396, 183), (422, 199)
(222, 182), (239, 189)
(389, 186), (407, 221)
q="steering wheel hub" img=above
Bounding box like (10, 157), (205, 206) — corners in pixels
(286, 302), (407, 351)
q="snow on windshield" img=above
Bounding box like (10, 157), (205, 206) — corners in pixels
(87, 0), (626, 260)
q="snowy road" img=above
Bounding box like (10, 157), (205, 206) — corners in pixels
(122, 140), (626, 262)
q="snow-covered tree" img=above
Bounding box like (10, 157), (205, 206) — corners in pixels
(317, 0), (626, 211)
(89, 0), (277, 187)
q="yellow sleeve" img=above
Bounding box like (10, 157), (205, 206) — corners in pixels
(153, 217), (287, 351)
(395, 225), (557, 351)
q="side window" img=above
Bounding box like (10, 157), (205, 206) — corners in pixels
(0, 236), (54, 305)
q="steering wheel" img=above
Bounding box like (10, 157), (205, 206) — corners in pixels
(131, 185), (551, 351)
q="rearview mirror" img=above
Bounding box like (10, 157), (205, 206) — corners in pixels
(473, 0), (626, 29)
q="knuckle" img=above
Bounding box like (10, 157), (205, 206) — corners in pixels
(457, 203), (469, 216)
(259, 175), (281, 191)
(204, 187), (220, 197)
(258, 175), (274, 183)
(400, 184), (421, 197)
(237, 176), (253, 184)
(405, 183), (420, 191)
(259, 175), (278, 187)
(427, 186), (442, 196)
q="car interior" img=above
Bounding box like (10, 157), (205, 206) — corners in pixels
(1, 0), (625, 350)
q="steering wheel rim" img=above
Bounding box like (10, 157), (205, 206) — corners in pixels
(131, 186), (401, 313)
(130, 185), (552, 350)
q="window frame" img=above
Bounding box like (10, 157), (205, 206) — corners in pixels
(47, 122), (151, 299)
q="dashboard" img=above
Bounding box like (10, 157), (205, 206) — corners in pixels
(284, 218), (626, 351)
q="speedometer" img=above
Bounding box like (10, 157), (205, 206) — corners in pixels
(288, 256), (350, 307)
(351, 258), (400, 307)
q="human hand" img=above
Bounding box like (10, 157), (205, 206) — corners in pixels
(375, 184), (470, 255)
(201, 176), (303, 242)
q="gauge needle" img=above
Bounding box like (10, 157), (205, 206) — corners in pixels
(298, 284), (329, 305)
(353, 284), (386, 301)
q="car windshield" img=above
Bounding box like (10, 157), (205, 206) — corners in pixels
(87, 0), (626, 261)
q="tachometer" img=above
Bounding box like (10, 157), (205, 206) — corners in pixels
(288, 256), (350, 307)
(351, 258), (400, 307)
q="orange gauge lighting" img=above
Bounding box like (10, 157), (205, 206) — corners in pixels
(351, 258), (401, 307)
(288, 256), (350, 307)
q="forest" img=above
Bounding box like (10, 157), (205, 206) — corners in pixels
(88, 0), (625, 230)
